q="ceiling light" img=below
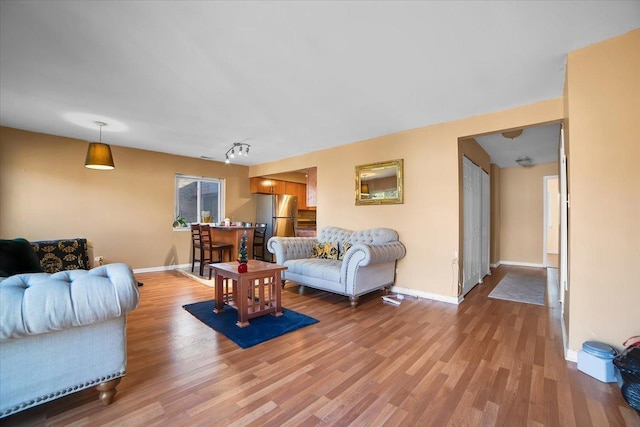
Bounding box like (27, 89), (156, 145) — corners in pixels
(224, 142), (251, 164)
(84, 121), (115, 170)
(502, 129), (523, 139)
(516, 156), (533, 167)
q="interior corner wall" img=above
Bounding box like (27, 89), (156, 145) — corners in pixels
(0, 127), (254, 270)
(565, 29), (640, 351)
(499, 162), (559, 265)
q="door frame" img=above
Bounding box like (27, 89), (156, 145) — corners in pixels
(543, 175), (559, 267)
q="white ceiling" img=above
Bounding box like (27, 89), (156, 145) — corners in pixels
(1, 1), (639, 166)
(474, 123), (561, 168)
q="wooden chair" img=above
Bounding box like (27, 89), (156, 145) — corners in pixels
(199, 224), (233, 278)
(253, 223), (267, 260)
(190, 224), (202, 273)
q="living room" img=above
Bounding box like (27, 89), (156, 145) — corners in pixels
(1, 2), (639, 425)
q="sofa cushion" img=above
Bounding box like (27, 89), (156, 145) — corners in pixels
(0, 263), (139, 341)
(0, 238), (43, 277)
(318, 226), (399, 245)
(284, 258), (342, 283)
(310, 241), (338, 260)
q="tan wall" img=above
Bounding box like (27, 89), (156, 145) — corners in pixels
(565, 29), (640, 351)
(0, 127), (255, 269)
(498, 162), (558, 265)
(250, 98), (563, 299)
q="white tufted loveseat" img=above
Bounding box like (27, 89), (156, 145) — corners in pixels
(0, 263), (139, 418)
(267, 226), (406, 307)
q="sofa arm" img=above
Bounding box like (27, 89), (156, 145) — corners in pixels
(0, 263), (139, 341)
(267, 237), (316, 263)
(340, 242), (406, 292)
(342, 241), (406, 268)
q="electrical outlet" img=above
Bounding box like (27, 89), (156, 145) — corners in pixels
(94, 256), (104, 266)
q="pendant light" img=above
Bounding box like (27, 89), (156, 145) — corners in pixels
(85, 121), (115, 170)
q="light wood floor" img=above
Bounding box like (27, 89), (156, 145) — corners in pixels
(3, 265), (638, 426)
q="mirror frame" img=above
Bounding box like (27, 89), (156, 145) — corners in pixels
(355, 159), (404, 205)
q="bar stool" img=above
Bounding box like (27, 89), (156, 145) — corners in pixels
(199, 224), (233, 278)
(190, 224), (202, 273)
(253, 223), (267, 260)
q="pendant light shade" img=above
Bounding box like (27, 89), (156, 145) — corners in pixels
(85, 121), (115, 170)
(85, 142), (115, 170)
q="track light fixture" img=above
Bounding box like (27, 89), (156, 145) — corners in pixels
(224, 142), (251, 164)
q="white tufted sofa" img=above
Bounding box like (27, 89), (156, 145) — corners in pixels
(0, 263), (139, 418)
(267, 226), (406, 307)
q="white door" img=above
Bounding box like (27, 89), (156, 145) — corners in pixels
(559, 125), (569, 309)
(463, 156), (481, 295)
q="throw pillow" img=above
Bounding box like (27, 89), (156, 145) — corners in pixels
(310, 241), (338, 260)
(338, 241), (352, 261)
(0, 238), (43, 277)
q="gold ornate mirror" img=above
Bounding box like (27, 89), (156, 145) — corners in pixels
(355, 159), (404, 205)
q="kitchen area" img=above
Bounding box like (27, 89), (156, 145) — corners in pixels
(250, 167), (317, 259)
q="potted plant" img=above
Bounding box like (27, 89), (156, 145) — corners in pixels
(173, 215), (187, 228)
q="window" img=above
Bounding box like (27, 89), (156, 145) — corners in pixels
(175, 174), (225, 227)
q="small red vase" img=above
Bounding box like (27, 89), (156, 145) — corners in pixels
(238, 262), (248, 273)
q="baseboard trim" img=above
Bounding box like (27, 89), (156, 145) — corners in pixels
(560, 314), (579, 362)
(133, 263), (191, 274)
(566, 348), (578, 363)
(490, 262), (501, 269)
(498, 260), (546, 268)
(391, 286), (461, 305)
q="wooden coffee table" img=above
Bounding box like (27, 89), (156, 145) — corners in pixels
(209, 260), (287, 327)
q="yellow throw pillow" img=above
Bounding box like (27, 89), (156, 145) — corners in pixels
(338, 241), (352, 260)
(310, 241), (339, 260)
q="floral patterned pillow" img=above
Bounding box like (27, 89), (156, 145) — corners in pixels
(310, 241), (339, 260)
(338, 241), (352, 260)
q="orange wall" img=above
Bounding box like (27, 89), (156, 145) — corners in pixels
(499, 162), (558, 265)
(565, 29), (640, 350)
(251, 98), (563, 300)
(0, 127), (255, 269)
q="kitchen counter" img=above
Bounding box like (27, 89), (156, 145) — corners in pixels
(295, 226), (317, 238)
(200, 225), (255, 259)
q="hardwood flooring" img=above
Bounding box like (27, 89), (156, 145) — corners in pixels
(2, 265), (638, 426)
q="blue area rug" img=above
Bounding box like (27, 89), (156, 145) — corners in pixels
(182, 300), (318, 349)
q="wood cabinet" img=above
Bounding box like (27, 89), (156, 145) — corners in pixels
(250, 175), (314, 210)
(250, 177), (286, 195)
(285, 181), (307, 210)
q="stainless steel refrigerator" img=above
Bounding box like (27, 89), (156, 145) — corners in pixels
(255, 194), (298, 262)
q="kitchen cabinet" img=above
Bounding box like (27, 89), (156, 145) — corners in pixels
(250, 177), (286, 195)
(285, 181), (308, 210)
(306, 167), (317, 207)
